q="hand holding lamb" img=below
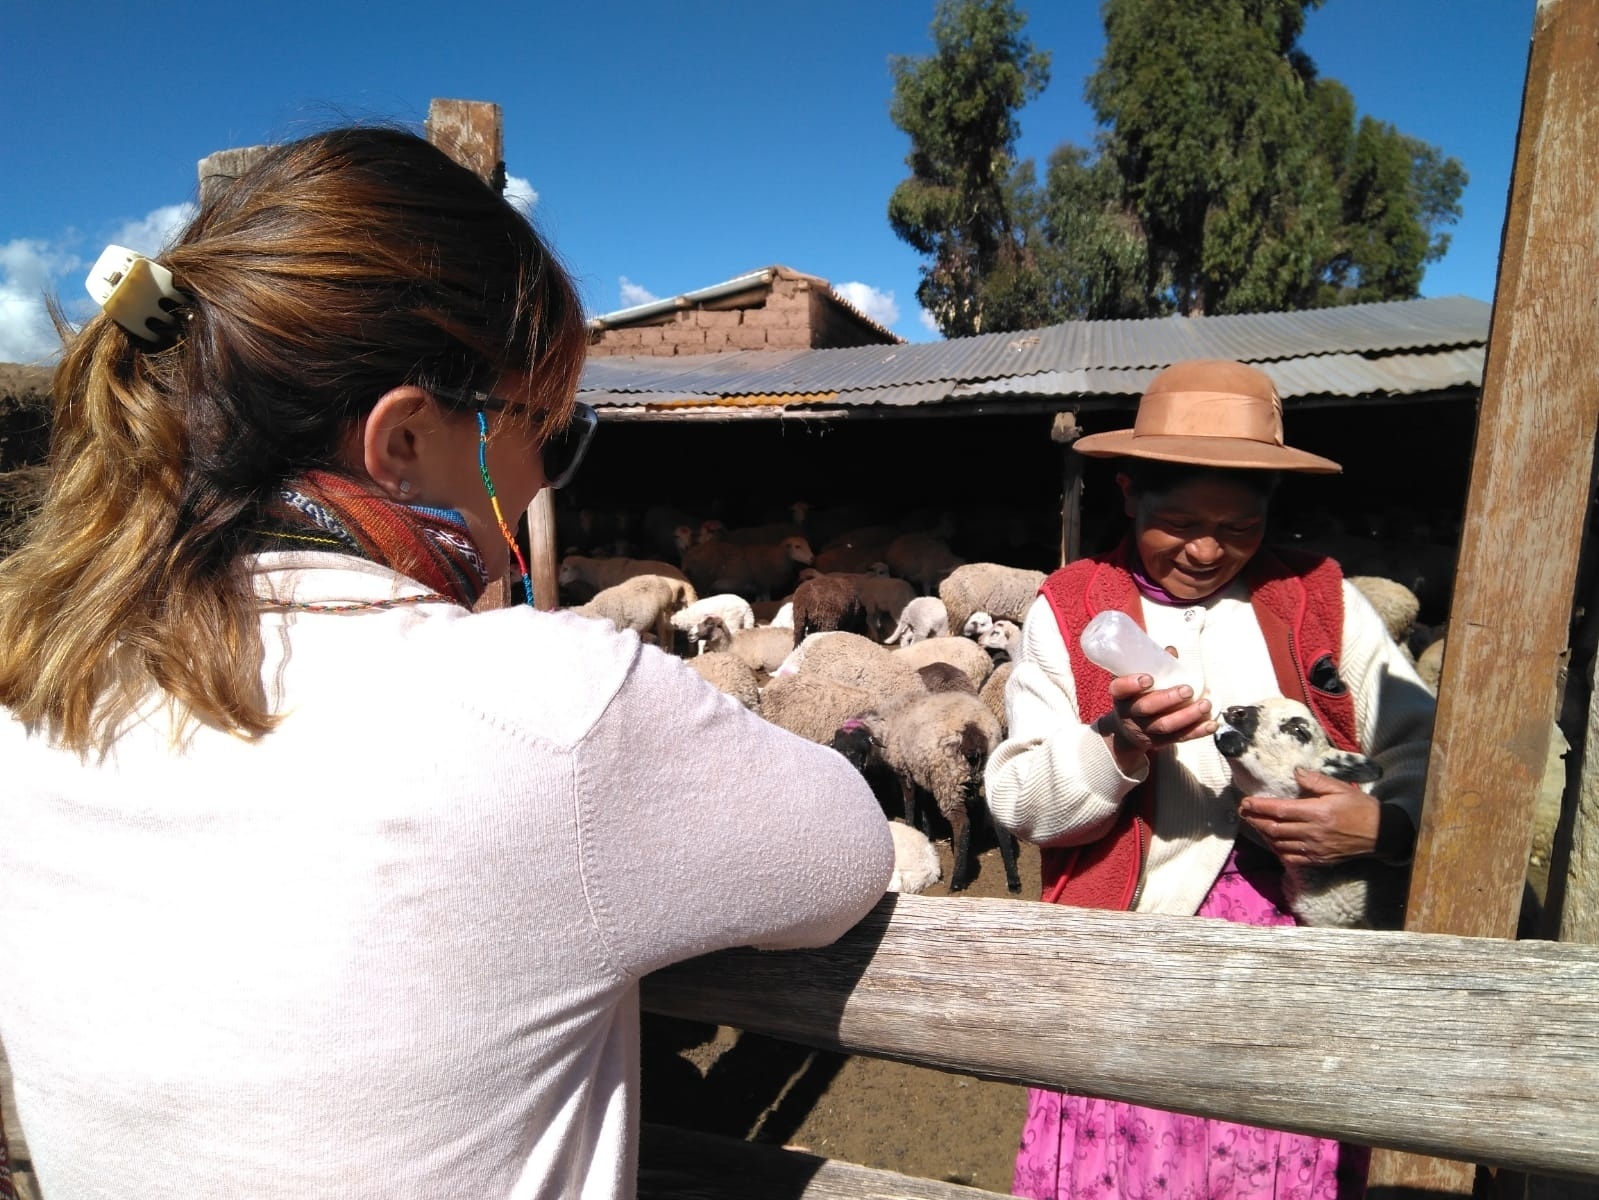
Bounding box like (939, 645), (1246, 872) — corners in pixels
(1214, 697), (1408, 929)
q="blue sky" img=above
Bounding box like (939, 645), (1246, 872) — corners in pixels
(1, 1), (1533, 363)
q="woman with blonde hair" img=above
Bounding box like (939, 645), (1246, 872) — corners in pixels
(0, 127), (893, 1200)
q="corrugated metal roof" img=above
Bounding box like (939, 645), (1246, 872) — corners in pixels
(577, 295), (1491, 411)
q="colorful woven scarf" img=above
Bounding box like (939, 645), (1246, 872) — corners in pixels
(250, 469), (489, 608)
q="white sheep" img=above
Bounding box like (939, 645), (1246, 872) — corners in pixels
(727, 625), (797, 675)
(831, 691), (1019, 893)
(856, 574), (917, 643)
(770, 601), (795, 629)
(571, 574), (694, 648)
(670, 593), (757, 654)
(939, 563), (1048, 638)
(979, 660), (1013, 735)
(1213, 697), (1404, 930)
(961, 611), (994, 639)
(558, 554), (694, 603)
(893, 635), (994, 691)
(977, 619), (1022, 663)
(1348, 575), (1421, 649)
(776, 631), (924, 700)
(882, 596), (950, 647)
(687, 650), (762, 712)
(887, 820), (941, 894)
(758, 671), (876, 745)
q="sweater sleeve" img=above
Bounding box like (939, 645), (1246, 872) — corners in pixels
(572, 641), (895, 979)
(984, 595), (1148, 848)
(1339, 581), (1437, 854)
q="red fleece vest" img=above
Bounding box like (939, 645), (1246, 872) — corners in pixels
(1036, 543), (1358, 909)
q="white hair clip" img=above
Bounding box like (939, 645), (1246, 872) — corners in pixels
(85, 245), (188, 343)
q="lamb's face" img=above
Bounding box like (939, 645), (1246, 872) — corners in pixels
(978, 619), (1020, 660)
(963, 611), (994, 639)
(783, 536), (815, 565)
(557, 561), (580, 586)
(1214, 697), (1381, 797)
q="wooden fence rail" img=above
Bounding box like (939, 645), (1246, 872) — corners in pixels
(643, 894), (1599, 1181)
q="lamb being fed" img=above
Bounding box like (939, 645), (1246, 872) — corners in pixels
(1214, 697), (1407, 930)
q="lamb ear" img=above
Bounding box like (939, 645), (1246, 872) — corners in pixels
(1317, 749), (1383, 785)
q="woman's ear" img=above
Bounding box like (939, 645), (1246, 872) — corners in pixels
(354, 386), (434, 499)
(1116, 472), (1138, 520)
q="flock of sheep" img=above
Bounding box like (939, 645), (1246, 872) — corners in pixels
(553, 499), (1491, 901)
(555, 503), (1049, 895)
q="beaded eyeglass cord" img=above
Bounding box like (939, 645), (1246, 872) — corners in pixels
(478, 409), (534, 607)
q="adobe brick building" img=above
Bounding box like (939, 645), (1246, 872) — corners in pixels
(586, 265), (903, 357)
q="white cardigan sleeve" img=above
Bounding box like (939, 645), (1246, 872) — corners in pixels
(983, 595), (1148, 848)
(572, 641), (895, 979)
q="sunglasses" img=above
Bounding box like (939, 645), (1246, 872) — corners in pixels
(430, 386), (598, 490)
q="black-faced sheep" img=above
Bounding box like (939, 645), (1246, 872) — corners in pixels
(938, 563), (1048, 639)
(832, 691), (1019, 894)
(791, 573), (871, 640)
(670, 594), (757, 653)
(885, 532), (966, 595)
(882, 596), (950, 647)
(1214, 697), (1404, 930)
(571, 574), (694, 648)
(894, 635), (994, 692)
(559, 554), (693, 603)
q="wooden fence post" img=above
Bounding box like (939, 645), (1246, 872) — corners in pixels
(1368, 0), (1599, 1193)
(423, 100), (534, 612)
(1052, 411), (1083, 565)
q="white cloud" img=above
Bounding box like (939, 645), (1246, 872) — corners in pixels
(834, 281), (900, 329)
(504, 175), (538, 217)
(0, 238), (78, 365)
(619, 276), (659, 308)
(110, 203), (196, 257)
(918, 307), (941, 335)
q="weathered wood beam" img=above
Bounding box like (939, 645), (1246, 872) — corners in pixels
(1369, 1), (1599, 1191)
(638, 1124), (1021, 1200)
(642, 895), (1599, 1180)
(421, 100), (523, 613)
(1051, 411), (1084, 566)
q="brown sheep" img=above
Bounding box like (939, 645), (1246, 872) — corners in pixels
(791, 574), (870, 640)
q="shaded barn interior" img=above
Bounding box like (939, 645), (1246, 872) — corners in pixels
(551, 398), (1476, 622)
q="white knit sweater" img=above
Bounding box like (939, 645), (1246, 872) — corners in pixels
(0, 553), (894, 1200)
(985, 575), (1435, 916)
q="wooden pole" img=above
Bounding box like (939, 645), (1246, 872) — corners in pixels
(1052, 411), (1084, 565)
(1369, 0), (1599, 1192)
(424, 99), (520, 613)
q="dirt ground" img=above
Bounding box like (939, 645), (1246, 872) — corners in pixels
(641, 836), (1043, 1195)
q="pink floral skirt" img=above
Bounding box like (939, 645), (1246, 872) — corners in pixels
(1013, 847), (1370, 1200)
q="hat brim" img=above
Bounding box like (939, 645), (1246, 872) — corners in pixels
(1072, 430), (1341, 475)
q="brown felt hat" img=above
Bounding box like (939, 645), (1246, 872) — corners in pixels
(1073, 359), (1341, 474)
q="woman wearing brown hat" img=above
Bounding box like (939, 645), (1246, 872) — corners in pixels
(987, 359), (1435, 1200)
